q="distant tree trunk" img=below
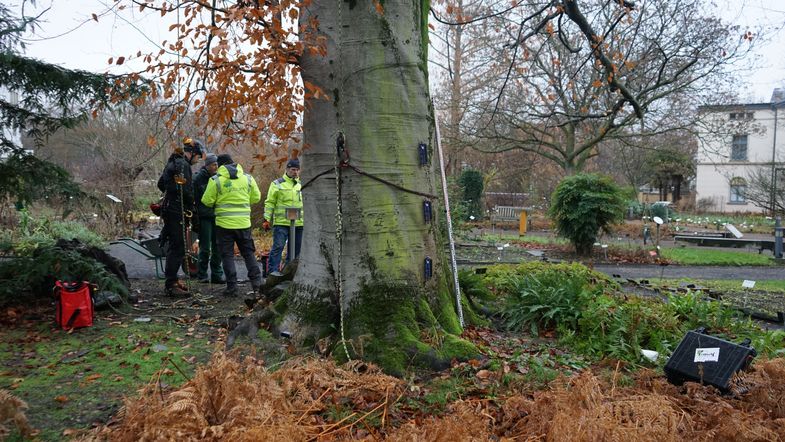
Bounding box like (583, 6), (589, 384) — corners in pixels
(447, 0), (464, 177)
(286, 0), (473, 375)
(672, 175), (682, 202)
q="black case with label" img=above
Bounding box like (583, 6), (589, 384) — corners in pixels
(664, 329), (756, 391)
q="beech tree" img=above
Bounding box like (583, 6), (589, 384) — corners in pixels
(118, 0), (478, 373)
(118, 0), (736, 373)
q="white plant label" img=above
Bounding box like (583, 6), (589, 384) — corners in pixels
(694, 347), (720, 363)
(742, 280), (756, 288)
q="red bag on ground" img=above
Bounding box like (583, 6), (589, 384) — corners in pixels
(54, 281), (94, 330)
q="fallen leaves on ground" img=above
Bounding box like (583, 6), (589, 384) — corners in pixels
(85, 352), (785, 441)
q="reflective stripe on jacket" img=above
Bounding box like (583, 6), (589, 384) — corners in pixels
(201, 163), (261, 229)
(263, 173), (303, 227)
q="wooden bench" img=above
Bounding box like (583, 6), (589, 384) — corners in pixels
(491, 206), (525, 223)
(674, 235), (775, 254)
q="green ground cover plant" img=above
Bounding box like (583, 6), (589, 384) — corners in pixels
(491, 262), (785, 365)
(661, 278), (785, 292)
(0, 214), (126, 305)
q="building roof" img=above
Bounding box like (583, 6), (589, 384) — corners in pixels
(698, 88), (785, 112)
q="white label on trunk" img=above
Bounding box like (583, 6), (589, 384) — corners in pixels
(742, 280), (756, 288)
(694, 347), (720, 362)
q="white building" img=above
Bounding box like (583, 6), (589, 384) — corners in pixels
(695, 89), (784, 213)
(0, 85), (23, 156)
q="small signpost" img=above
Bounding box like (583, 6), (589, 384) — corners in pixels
(652, 216), (664, 255)
(742, 279), (755, 308)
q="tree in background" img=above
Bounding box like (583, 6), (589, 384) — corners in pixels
(0, 2), (139, 219)
(458, 168), (483, 220)
(647, 147), (696, 203)
(742, 162), (785, 215)
(431, 0), (753, 174)
(549, 173), (625, 256)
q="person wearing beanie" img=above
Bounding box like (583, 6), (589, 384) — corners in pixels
(156, 137), (203, 297)
(263, 158), (303, 277)
(192, 153), (224, 284)
(216, 153), (233, 166)
(201, 154), (263, 297)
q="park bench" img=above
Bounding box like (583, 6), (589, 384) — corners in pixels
(490, 206), (525, 223)
(673, 235), (776, 254)
(490, 206), (530, 235)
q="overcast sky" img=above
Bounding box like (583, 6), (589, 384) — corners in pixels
(15, 0), (785, 102)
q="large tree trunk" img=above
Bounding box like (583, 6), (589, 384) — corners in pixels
(285, 0), (475, 375)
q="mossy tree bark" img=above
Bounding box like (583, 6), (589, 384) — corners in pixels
(283, 0), (476, 374)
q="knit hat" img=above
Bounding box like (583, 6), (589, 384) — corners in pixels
(204, 154), (217, 166)
(286, 158), (300, 169)
(216, 154), (234, 166)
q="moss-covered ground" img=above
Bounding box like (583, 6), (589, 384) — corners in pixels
(0, 279), (242, 440)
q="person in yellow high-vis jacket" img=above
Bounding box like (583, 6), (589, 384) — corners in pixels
(263, 158), (303, 276)
(201, 154), (262, 297)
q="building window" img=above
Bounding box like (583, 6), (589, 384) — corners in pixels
(730, 135), (748, 161)
(729, 112), (754, 120)
(8, 90), (18, 106)
(729, 177), (747, 203)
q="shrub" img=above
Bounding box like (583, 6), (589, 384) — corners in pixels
(1, 215), (105, 255)
(0, 246), (128, 305)
(0, 213), (124, 305)
(458, 169), (483, 221)
(490, 262), (783, 364)
(549, 173), (626, 255)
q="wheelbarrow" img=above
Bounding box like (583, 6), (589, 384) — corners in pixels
(110, 236), (197, 279)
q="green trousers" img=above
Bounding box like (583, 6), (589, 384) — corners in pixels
(196, 217), (224, 281)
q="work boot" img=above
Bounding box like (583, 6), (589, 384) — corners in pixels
(165, 285), (190, 298)
(211, 276), (226, 284)
(222, 285), (239, 297)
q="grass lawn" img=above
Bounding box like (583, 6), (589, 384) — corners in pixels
(660, 247), (778, 266)
(0, 308), (218, 440)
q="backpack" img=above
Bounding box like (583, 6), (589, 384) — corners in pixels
(54, 281), (94, 330)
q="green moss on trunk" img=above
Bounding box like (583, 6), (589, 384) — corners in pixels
(341, 282), (478, 375)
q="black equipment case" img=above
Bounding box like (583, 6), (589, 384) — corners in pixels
(664, 329), (756, 392)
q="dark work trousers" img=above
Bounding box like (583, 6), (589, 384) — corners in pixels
(216, 226), (262, 289)
(196, 217), (223, 281)
(268, 225), (303, 274)
(162, 212), (186, 288)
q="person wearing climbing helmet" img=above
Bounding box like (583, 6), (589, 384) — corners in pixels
(156, 137), (204, 296)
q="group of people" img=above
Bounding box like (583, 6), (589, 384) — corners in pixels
(157, 137), (303, 297)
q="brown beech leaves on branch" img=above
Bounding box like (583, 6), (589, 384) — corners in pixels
(109, 0), (324, 153)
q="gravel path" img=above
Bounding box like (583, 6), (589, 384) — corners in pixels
(110, 240), (783, 283)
